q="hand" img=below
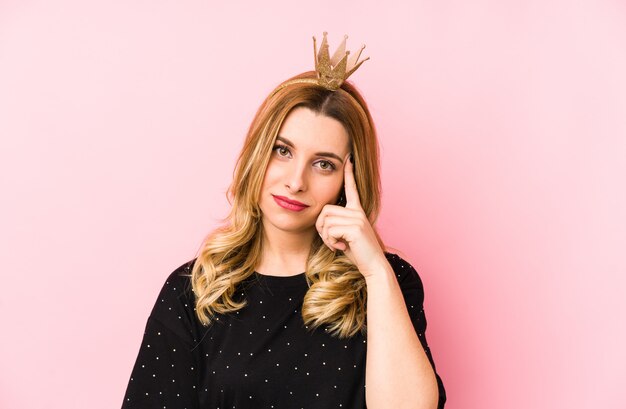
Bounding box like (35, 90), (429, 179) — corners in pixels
(315, 153), (388, 277)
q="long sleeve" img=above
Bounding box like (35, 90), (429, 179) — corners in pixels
(387, 253), (447, 409)
(121, 261), (203, 409)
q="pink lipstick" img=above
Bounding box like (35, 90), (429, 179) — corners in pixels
(272, 195), (309, 212)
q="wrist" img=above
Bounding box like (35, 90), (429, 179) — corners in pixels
(361, 257), (393, 282)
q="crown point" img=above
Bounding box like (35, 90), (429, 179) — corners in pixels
(309, 32), (369, 90)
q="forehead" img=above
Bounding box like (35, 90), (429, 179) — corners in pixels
(278, 107), (350, 152)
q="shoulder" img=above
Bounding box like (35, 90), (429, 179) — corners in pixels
(164, 258), (197, 291)
(384, 252), (423, 282)
(153, 258), (197, 304)
(147, 258), (200, 340)
(384, 251), (425, 302)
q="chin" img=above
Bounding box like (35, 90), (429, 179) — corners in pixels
(260, 213), (314, 234)
(270, 220), (315, 234)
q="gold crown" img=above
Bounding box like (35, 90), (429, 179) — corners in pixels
(313, 32), (369, 91)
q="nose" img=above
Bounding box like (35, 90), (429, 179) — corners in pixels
(285, 161), (307, 193)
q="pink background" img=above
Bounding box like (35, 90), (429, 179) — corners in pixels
(1, 1), (625, 408)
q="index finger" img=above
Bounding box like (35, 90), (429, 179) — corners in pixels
(343, 153), (361, 209)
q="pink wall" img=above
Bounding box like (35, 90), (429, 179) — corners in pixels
(1, 1), (625, 408)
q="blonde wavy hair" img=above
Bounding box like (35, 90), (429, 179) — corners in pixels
(191, 71), (384, 338)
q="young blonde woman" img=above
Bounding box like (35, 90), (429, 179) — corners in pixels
(122, 33), (446, 409)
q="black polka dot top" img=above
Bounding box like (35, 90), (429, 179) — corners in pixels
(121, 252), (446, 408)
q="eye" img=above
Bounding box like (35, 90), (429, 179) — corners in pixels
(273, 144), (291, 158)
(315, 160), (336, 172)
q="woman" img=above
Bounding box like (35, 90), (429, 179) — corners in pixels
(122, 33), (446, 409)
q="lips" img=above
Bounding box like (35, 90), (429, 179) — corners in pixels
(272, 195), (309, 212)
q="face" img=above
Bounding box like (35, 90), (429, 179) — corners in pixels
(259, 106), (351, 237)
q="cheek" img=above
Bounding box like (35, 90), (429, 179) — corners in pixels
(317, 176), (344, 202)
(260, 163), (280, 190)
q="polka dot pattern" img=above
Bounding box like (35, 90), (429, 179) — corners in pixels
(121, 253), (446, 408)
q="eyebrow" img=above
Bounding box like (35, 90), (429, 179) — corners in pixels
(276, 136), (344, 163)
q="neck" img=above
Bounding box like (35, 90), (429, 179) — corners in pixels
(256, 224), (316, 277)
